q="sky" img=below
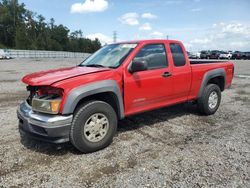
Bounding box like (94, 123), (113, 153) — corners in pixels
(19, 0), (250, 51)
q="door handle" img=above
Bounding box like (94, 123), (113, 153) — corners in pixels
(162, 72), (172, 78)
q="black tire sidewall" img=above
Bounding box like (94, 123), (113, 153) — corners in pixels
(203, 84), (221, 115)
(198, 84), (221, 115)
(70, 101), (117, 153)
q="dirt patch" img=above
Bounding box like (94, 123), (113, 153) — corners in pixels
(234, 96), (250, 104)
(236, 89), (250, 95)
(0, 90), (28, 107)
(83, 156), (138, 185)
(0, 79), (18, 83)
(1, 70), (17, 73)
(118, 133), (134, 141)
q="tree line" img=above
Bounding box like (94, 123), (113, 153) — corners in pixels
(0, 0), (102, 53)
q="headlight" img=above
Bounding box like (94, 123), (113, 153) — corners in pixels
(28, 86), (63, 114)
(32, 98), (61, 114)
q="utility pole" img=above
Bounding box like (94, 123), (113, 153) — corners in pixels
(113, 31), (117, 43)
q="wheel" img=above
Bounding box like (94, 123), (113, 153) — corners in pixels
(197, 84), (221, 115)
(70, 101), (117, 153)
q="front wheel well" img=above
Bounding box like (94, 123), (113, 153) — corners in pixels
(74, 92), (120, 119)
(207, 76), (225, 91)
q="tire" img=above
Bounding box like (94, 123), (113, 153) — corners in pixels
(70, 100), (117, 153)
(197, 84), (221, 115)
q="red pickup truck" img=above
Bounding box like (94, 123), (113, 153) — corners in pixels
(17, 40), (234, 153)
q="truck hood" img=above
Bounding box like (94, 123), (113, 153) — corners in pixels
(22, 66), (110, 86)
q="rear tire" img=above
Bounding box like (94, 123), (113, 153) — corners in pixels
(70, 101), (117, 153)
(197, 84), (221, 115)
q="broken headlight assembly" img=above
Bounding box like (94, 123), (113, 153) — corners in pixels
(28, 86), (63, 114)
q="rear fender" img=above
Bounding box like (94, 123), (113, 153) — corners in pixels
(198, 68), (226, 98)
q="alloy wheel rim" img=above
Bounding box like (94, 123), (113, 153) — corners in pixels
(208, 91), (218, 109)
(83, 113), (109, 142)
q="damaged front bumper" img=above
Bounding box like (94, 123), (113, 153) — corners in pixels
(17, 101), (73, 143)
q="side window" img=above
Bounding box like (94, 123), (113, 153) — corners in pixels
(170, 43), (186, 67)
(133, 44), (168, 70)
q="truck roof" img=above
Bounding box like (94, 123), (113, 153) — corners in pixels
(115, 39), (182, 44)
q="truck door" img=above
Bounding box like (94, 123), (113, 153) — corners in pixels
(124, 43), (173, 116)
(169, 43), (192, 101)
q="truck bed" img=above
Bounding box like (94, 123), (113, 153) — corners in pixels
(188, 60), (234, 101)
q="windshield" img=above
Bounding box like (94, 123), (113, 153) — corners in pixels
(79, 43), (137, 68)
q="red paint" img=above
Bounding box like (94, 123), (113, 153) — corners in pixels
(22, 66), (110, 86)
(22, 40), (234, 116)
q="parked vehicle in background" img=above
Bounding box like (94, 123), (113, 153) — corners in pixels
(0, 49), (5, 59)
(196, 52), (201, 59)
(219, 51), (232, 59)
(187, 51), (198, 59)
(243, 52), (250, 60)
(241, 52), (250, 60)
(17, 39), (234, 153)
(200, 50), (211, 59)
(232, 51), (243, 60)
(0, 49), (11, 59)
(209, 50), (221, 59)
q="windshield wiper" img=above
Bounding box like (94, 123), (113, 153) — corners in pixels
(81, 64), (106, 68)
(80, 64), (115, 69)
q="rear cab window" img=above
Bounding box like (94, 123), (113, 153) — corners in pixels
(170, 43), (186, 67)
(133, 44), (168, 70)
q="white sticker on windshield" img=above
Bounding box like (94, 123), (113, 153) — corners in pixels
(121, 44), (137, 48)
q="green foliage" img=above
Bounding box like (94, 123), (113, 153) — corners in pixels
(0, 43), (6, 48)
(0, 0), (102, 53)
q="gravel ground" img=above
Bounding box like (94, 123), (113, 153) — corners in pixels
(0, 58), (249, 187)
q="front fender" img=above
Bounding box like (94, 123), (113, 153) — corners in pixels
(62, 80), (124, 119)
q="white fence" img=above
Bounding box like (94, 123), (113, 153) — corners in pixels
(2, 49), (91, 58)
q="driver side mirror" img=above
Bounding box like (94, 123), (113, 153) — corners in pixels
(129, 60), (148, 73)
